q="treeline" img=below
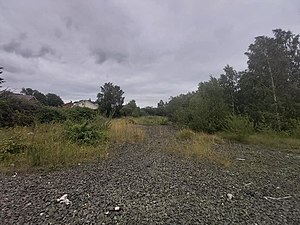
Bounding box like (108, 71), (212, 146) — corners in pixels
(0, 96), (97, 127)
(163, 29), (300, 133)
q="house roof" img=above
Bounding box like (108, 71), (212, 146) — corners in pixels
(8, 93), (38, 102)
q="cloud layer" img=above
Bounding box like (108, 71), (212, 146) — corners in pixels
(1, 0), (300, 106)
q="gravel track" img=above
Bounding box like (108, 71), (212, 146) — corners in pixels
(1, 125), (299, 224)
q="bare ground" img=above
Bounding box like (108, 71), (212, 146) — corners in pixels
(0, 125), (299, 224)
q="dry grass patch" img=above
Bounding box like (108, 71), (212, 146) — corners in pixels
(109, 119), (145, 143)
(171, 129), (230, 167)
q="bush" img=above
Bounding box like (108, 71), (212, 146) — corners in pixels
(65, 121), (108, 145)
(0, 136), (27, 160)
(289, 120), (300, 138)
(225, 115), (254, 141)
(63, 107), (97, 122)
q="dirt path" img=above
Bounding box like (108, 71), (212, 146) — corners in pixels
(0, 125), (299, 224)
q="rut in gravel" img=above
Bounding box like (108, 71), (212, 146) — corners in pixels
(0, 125), (299, 225)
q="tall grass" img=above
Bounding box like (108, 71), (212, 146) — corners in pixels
(131, 116), (169, 126)
(109, 119), (145, 143)
(0, 123), (108, 171)
(171, 129), (230, 167)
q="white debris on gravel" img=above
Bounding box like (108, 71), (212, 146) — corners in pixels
(114, 206), (121, 211)
(227, 193), (234, 200)
(264, 196), (292, 201)
(236, 158), (246, 161)
(25, 202), (32, 207)
(57, 194), (71, 205)
(12, 172), (17, 178)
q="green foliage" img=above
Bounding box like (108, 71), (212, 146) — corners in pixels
(97, 82), (125, 117)
(224, 115), (255, 141)
(226, 115), (254, 134)
(0, 96), (101, 128)
(166, 77), (230, 133)
(166, 29), (300, 137)
(21, 88), (63, 106)
(63, 107), (97, 122)
(120, 100), (141, 117)
(289, 120), (300, 138)
(65, 120), (108, 145)
(46, 93), (64, 106)
(0, 136), (27, 156)
(0, 97), (38, 127)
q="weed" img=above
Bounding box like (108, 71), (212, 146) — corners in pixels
(65, 122), (106, 145)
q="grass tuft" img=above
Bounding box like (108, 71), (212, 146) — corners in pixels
(170, 129), (230, 167)
(109, 119), (145, 143)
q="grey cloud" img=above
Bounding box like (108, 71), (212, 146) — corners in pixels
(93, 50), (127, 64)
(2, 40), (55, 58)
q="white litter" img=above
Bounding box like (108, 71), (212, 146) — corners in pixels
(57, 194), (71, 205)
(264, 196), (292, 201)
(12, 172), (17, 178)
(114, 206), (120, 211)
(227, 193), (234, 200)
(236, 158), (246, 161)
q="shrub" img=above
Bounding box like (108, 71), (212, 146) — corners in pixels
(63, 107), (97, 122)
(289, 120), (300, 138)
(0, 136), (27, 160)
(225, 115), (254, 141)
(65, 121), (107, 145)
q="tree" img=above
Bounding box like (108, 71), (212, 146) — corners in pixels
(120, 100), (140, 117)
(189, 77), (230, 133)
(156, 100), (166, 116)
(0, 66), (4, 88)
(21, 88), (48, 105)
(21, 88), (34, 95)
(97, 82), (124, 117)
(242, 29), (300, 129)
(46, 93), (64, 107)
(219, 65), (240, 114)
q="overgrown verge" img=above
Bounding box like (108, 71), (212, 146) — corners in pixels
(169, 129), (230, 167)
(220, 115), (300, 152)
(0, 118), (109, 172)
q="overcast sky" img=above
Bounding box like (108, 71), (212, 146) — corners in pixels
(1, 0), (300, 107)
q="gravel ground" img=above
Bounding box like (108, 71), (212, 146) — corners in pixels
(0, 125), (299, 224)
